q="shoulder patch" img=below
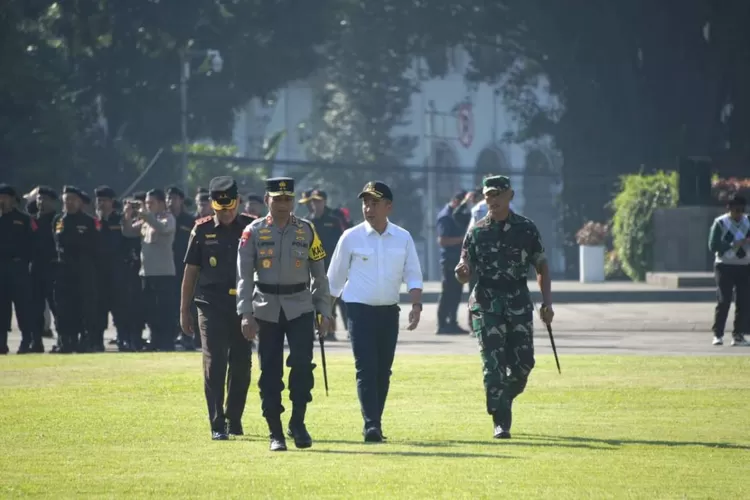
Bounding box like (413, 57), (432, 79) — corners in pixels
(302, 218), (326, 262)
(196, 215), (213, 226)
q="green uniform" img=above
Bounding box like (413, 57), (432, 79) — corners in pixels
(461, 182), (546, 419)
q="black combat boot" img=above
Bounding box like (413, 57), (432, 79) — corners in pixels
(287, 405), (313, 449)
(493, 401), (513, 439)
(267, 417), (287, 452)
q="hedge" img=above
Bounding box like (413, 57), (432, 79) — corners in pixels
(611, 171), (679, 281)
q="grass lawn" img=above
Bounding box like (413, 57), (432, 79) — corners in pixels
(1, 353), (748, 499)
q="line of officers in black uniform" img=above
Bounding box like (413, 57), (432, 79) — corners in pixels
(0, 181), (351, 355)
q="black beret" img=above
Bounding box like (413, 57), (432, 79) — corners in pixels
(358, 181), (393, 201)
(132, 191), (147, 202)
(62, 185), (83, 198)
(166, 185), (185, 198)
(80, 191), (91, 204)
(209, 176), (239, 210)
(37, 185), (58, 200)
(0, 183), (17, 197)
(94, 185), (116, 199)
(265, 177), (295, 197)
(147, 188), (166, 202)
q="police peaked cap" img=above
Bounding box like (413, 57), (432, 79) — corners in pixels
(266, 177), (295, 197)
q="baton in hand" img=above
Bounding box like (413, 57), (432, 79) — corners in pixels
(316, 313), (329, 396)
(540, 306), (561, 374)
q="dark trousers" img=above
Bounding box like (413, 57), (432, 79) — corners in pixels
(93, 266), (127, 350)
(197, 300), (252, 432)
(256, 310), (315, 420)
(437, 260), (463, 328)
(713, 263), (750, 337)
(142, 275), (175, 351)
(31, 264), (56, 337)
(0, 262), (36, 352)
(347, 302), (400, 430)
(54, 267), (97, 352)
(119, 262), (144, 349)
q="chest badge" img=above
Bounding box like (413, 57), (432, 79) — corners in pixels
(262, 258), (272, 269)
(295, 260), (302, 268)
(209, 256), (218, 267)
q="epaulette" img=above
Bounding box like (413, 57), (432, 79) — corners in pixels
(240, 212), (259, 221)
(195, 215), (213, 226)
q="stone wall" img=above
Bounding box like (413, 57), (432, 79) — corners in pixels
(652, 206), (724, 272)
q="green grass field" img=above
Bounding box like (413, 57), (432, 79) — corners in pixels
(1, 353), (748, 499)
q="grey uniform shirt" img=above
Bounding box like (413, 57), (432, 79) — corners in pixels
(122, 211), (176, 277)
(236, 213), (331, 322)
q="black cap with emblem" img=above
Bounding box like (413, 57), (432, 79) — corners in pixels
(209, 176), (239, 211)
(266, 177), (295, 197)
(358, 181), (393, 201)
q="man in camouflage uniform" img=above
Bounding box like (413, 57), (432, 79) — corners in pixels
(455, 175), (554, 439)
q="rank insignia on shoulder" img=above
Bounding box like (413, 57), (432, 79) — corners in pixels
(196, 216), (213, 225)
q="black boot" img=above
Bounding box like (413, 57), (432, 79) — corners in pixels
(492, 401), (513, 439)
(267, 417), (287, 452)
(287, 405), (312, 449)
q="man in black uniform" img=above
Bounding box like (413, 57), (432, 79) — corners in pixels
(167, 185), (197, 350)
(32, 186), (59, 342)
(119, 195), (146, 351)
(301, 188), (346, 340)
(180, 176), (257, 440)
(194, 188), (212, 218)
(93, 185), (128, 351)
(52, 186), (100, 353)
(0, 184), (39, 354)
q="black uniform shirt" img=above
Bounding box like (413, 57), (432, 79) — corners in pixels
(173, 211), (196, 271)
(0, 208), (36, 265)
(33, 211), (58, 267)
(53, 211), (100, 267)
(184, 213), (257, 304)
(98, 211), (128, 264)
(309, 207), (345, 269)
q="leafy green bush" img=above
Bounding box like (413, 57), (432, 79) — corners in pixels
(611, 171), (678, 281)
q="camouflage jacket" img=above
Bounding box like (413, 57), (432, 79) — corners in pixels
(461, 211), (546, 314)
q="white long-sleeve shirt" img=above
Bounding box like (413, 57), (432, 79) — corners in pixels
(327, 220), (423, 306)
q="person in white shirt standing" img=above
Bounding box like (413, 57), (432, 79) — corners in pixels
(327, 181), (424, 442)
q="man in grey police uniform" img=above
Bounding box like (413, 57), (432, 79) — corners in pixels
(236, 176), (332, 452)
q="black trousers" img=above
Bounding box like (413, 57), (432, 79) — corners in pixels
(256, 309), (315, 419)
(118, 262), (144, 349)
(93, 266), (128, 349)
(54, 266), (97, 352)
(347, 302), (400, 430)
(713, 263), (750, 337)
(0, 262), (36, 352)
(437, 260), (463, 328)
(31, 263), (56, 338)
(142, 275), (175, 351)
(196, 299), (252, 432)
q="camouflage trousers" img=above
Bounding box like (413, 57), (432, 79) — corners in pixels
(471, 309), (535, 415)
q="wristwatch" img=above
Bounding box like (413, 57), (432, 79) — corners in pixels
(412, 303), (423, 311)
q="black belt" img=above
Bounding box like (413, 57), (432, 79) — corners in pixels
(256, 282), (307, 295)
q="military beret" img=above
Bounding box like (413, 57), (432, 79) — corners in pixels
(0, 183), (17, 197)
(62, 185), (83, 198)
(37, 185), (58, 200)
(94, 185), (116, 199)
(132, 191), (147, 202)
(80, 191), (91, 204)
(147, 188), (166, 202)
(209, 176), (239, 211)
(358, 181), (393, 201)
(166, 185), (185, 198)
(482, 175), (511, 194)
(266, 177), (295, 197)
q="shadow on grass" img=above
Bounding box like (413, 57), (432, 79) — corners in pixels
(307, 449), (515, 459)
(404, 439), (607, 450)
(518, 434), (750, 450)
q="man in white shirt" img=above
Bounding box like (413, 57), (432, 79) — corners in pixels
(327, 181), (424, 443)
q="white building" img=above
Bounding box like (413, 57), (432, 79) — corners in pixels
(231, 47), (565, 279)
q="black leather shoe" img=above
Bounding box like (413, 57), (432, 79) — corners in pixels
(31, 343), (45, 353)
(269, 436), (287, 451)
(493, 425), (511, 439)
(492, 403), (513, 439)
(363, 427), (383, 443)
(226, 421), (244, 436)
(212, 431), (229, 441)
(287, 424), (313, 449)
